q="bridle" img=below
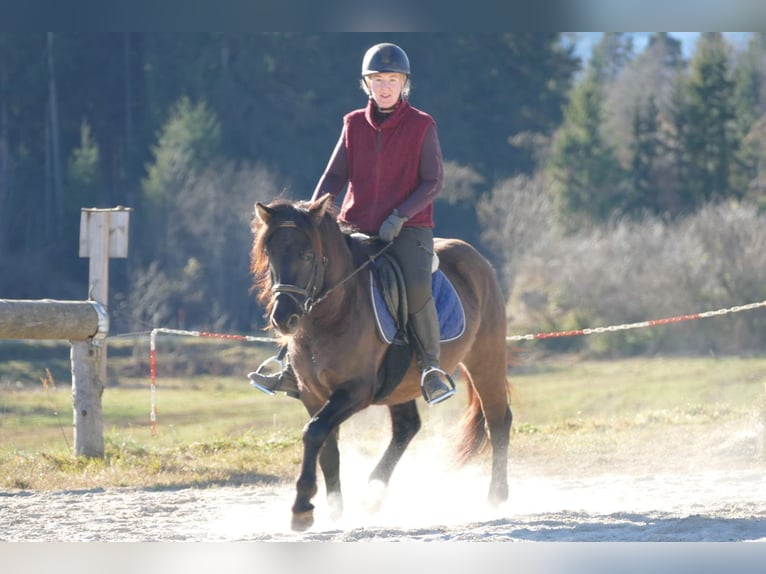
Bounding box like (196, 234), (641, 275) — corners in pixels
(266, 221), (391, 316)
(267, 221), (327, 315)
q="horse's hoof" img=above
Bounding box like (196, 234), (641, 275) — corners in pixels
(328, 492), (344, 521)
(488, 484), (509, 507)
(364, 479), (387, 514)
(291, 511), (314, 532)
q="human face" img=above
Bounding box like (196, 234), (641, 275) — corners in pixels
(366, 72), (406, 109)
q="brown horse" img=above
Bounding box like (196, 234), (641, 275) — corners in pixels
(251, 194), (512, 531)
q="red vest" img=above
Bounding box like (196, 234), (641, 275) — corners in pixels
(339, 99), (435, 233)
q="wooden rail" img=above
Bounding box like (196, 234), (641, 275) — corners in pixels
(0, 299), (105, 340)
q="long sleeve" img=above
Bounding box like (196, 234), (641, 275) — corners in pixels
(311, 128), (348, 202)
(393, 124), (443, 221)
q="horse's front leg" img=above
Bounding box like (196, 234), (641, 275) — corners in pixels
(319, 426), (343, 520)
(292, 386), (363, 532)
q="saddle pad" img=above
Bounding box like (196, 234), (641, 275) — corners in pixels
(371, 269), (466, 344)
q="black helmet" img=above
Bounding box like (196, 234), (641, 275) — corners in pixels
(361, 43), (410, 76)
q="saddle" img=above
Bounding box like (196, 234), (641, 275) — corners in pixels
(360, 241), (466, 402)
(370, 254), (466, 345)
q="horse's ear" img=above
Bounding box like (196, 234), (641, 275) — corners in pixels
(255, 202), (273, 224)
(308, 194), (332, 221)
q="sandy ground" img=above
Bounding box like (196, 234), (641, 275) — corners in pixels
(2, 466), (764, 542)
(2, 419), (765, 543)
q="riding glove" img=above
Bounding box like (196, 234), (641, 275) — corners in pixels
(378, 209), (408, 242)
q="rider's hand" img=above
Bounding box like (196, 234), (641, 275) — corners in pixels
(378, 210), (408, 242)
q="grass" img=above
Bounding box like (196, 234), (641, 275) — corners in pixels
(1, 338), (766, 490)
(505, 353), (766, 477)
(509, 354), (766, 424)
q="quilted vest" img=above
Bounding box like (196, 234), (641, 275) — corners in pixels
(339, 99), (435, 233)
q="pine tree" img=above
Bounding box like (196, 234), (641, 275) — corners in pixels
(627, 95), (663, 215)
(674, 32), (739, 209)
(733, 33), (766, 203)
(548, 67), (625, 231)
(602, 32), (685, 217)
(591, 32), (634, 82)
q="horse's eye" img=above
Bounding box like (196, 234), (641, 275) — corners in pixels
(300, 249), (313, 261)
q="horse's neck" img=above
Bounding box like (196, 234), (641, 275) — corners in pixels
(307, 233), (367, 326)
(344, 232), (379, 267)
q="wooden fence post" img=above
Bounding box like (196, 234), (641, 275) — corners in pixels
(75, 206), (131, 458)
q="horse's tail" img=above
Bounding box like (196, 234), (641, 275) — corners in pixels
(455, 363), (489, 465)
(454, 362), (513, 465)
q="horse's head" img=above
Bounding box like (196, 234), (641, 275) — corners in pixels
(251, 194), (333, 335)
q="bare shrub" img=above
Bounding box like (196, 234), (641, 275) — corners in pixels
(504, 200), (766, 355)
(478, 173), (557, 293)
(441, 161), (485, 204)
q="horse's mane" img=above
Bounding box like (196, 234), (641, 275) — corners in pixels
(250, 198), (355, 315)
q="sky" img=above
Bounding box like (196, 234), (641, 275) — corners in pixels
(571, 32), (754, 62)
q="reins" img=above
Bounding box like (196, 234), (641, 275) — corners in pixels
(264, 214), (393, 316)
(303, 239), (392, 314)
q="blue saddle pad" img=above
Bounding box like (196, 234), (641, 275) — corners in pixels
(370, 269), (466, 345)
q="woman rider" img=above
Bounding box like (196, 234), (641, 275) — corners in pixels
(249, 42), (455, 405)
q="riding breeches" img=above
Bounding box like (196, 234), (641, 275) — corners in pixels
(388, 226), (435, 314)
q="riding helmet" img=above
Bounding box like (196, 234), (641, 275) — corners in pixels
(361, 43), (410, 77)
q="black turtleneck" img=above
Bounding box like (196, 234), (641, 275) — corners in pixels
(372, 100), (399, 125)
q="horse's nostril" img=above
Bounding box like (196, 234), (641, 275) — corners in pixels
(286, 314), (300, 332)
(271, 309), (301, 335)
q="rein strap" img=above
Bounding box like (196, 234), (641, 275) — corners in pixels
(306, 241), (392, 312)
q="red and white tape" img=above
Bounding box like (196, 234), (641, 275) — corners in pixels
(506, 300), (766, 341)
(145, 300), (766, 434)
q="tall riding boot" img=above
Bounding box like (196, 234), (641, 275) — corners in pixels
(408, 303), (456, 405)
(247, 346), (300, 399)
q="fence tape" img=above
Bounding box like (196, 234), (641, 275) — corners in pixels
(506, 300), (766, 341)
(148, 327), (277, 436)
(145, 300), (766, 433)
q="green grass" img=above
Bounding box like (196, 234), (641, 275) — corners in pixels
(0, 376), (309, 490)
(503, 354), (766, 477)
(509, 355), (766, 424)
(2, 338), (766, 490)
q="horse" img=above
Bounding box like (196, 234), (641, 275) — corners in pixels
(250, 193), (512, 531)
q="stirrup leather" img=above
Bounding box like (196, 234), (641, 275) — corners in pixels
(420, 366), (456, 405)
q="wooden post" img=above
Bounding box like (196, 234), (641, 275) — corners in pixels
(75, 207), (131, 458)
(71, 340), (105, 458)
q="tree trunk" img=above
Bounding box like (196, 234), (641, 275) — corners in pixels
(44, 103), (53, 244)
(0, 52), (8, 254)
(124, 32), (133, 193)
(47, 32), (64, 241)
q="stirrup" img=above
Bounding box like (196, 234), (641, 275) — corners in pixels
(420, 366), (456, 406)
(248, 354), (284, 396)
